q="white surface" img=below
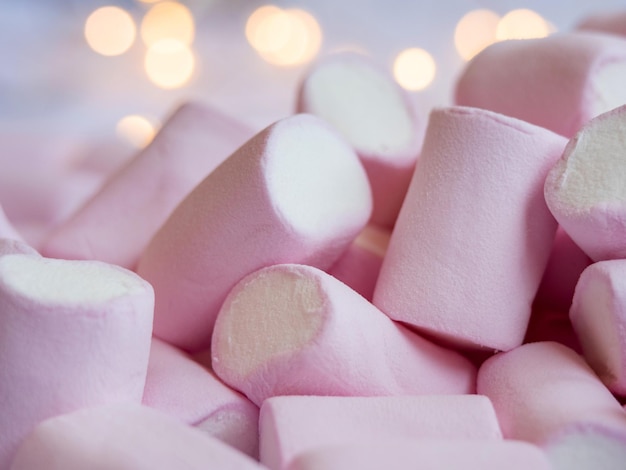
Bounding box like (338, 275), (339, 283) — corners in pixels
(591, 61), (626, 117)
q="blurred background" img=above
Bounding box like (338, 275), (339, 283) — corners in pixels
(1, 0), (625, 150)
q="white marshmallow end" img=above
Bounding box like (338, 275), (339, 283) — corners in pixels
(545, 427), (626, 470)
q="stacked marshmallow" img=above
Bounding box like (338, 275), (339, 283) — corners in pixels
(2, 13), (626, 470)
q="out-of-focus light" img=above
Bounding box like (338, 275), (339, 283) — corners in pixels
(116, 115), (158, 149)
(393, 48), (436, 91)
(496, 9), (551, 41)
(246, 6), (322, 66)
(137, 0), (161, 3)
(141, 1), (194, 46)
(454, 9), (500, 61)
(85, 6), (136, 56)
(144, 39), (195, 89)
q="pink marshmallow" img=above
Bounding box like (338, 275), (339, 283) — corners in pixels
(286, 440), (552, 470)
(260, 395), (502, 470)
(578, 10), (626, 37)
(570, 260), (626, 395)
(0, 238), (38, 258)
(0, 254), (154, 468)
(545, 104), (626, 262)
(211, 263), (476, 406)
(477, 342), (626, 448)
(524, 307), (582, 354)
(138, 114), (372, 352)
(373, 106), (567, 351)
(143, 338), (259, 458)
(42, 102), (253, 269)
(455, 32), (626, 137)
(10, 404), (265, 470)
(327, 225), (390, 301)
(297, 53), (423, 227)
(0, 205), (23, 241)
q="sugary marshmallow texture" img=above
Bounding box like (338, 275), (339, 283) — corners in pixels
(456, 32), (626, 138)
(374, 106), (567, 351)
(545, 104), (626, 262)
(138, 113), (372, 352)
(212, 263), (476, 406)
(297, 53), (422, 227)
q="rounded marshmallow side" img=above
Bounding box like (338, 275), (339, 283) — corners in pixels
(545, 104), (626, 261)
(577, 11), (626, 38)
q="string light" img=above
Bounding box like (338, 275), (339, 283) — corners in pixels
(141, 1), (195, 47)
(84, 6), (136, 56)
(454, 9), (500, 61)
(144, 39), (195, 89)
(393, 48), (436, 91)
(496, 9), (551, 41)
(116, 115), (158, 149)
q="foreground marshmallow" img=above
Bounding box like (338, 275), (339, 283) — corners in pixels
(143, 338), (259, 457)
(212, 264), (476, 406)
(297, 54), (422, 227)
(287, 440), (552, 470)
(545, 104), (626, 262)
(42, 102), (253, 269)
(138, 114), (372, 352)
(570, 260), (626, 395)
(478, 342), (626, 452)
(0, 254), (154, 468)
(260, 395), (501, 470)
(374, 107), (566, 351)
(10, 404), (265, 470)
(456, 32), (626, 137)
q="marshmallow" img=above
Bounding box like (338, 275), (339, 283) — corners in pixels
(0, 238), (38, 258)
(138, 114), (372, 352)
(286, 440), (552, 470)
(260, 395), (502, 470)
(143, 338), (259, 458)
(373, 107), (566, 351)
(455, 32), (626, 137)
(570, 260), (626, 395)
(0, 254), (154, 468)
(212, 263), (476, 406)
(578, 11), (626, 37)
(327, 225), (389, 301)
(0, 205), (22, 241)
(297, 53), (422, 227)
(545, 104), (626, 262)
(524, 307), (582, 354)
(10, 404), (265, 470)
(43, 102), (253, 269)
(477, 342), (626, 449)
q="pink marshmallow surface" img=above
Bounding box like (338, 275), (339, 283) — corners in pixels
(212, 263), (476, 406)
(138, 113), (372, 352)
(0, 205), (23, 242)
(578, 10), (626, 37)
(373, 106), (567, 351)
(42, 102), (253, 269)
(143, 338), (259, 458)
(260, 395), (502, 470)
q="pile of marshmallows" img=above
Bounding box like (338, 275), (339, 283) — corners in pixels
(3, 10), (626, 470)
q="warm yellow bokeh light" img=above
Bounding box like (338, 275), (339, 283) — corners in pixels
(141, 1), (195, 47)
(137, 0), (161, 3)
(84, 6), (136, 56)
(144, 39), (195, 89)
(496, 9), (551, 41)
(393, 48), (436, 91)
(246, 6), (322, 66)
(454, 9), (500, 61)
(116, 115), (158, 149)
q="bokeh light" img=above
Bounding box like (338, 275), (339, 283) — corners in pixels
(496, 9), (551, 41)
(246, 6), (322, 66)
(144, 39), (195, 89)
(454, 9), (500, 61)
(393, 48), (436, 91)
(141, 1), (195, 47)
(84, 6), (136, 56)
(116, 115), (158, 149)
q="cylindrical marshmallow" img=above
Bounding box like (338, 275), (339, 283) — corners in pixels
(297, 53), (422, 227)
(373, 106), (567, 351)
(570, 260), (626, 395)
(0, 254), (154, 468)
(477, 342), (626, 446)
(143, 338), (259, 458)
(578, 11), (626, 37)
(545, 104), (626, 262)
(10, 404), (265, 470)
(455, 32), (626, 137)
(260, 395), (501, 470)
(138, 113), (372, 352)
(42, 102), (253, 269)
(212, 263), (476, 406)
